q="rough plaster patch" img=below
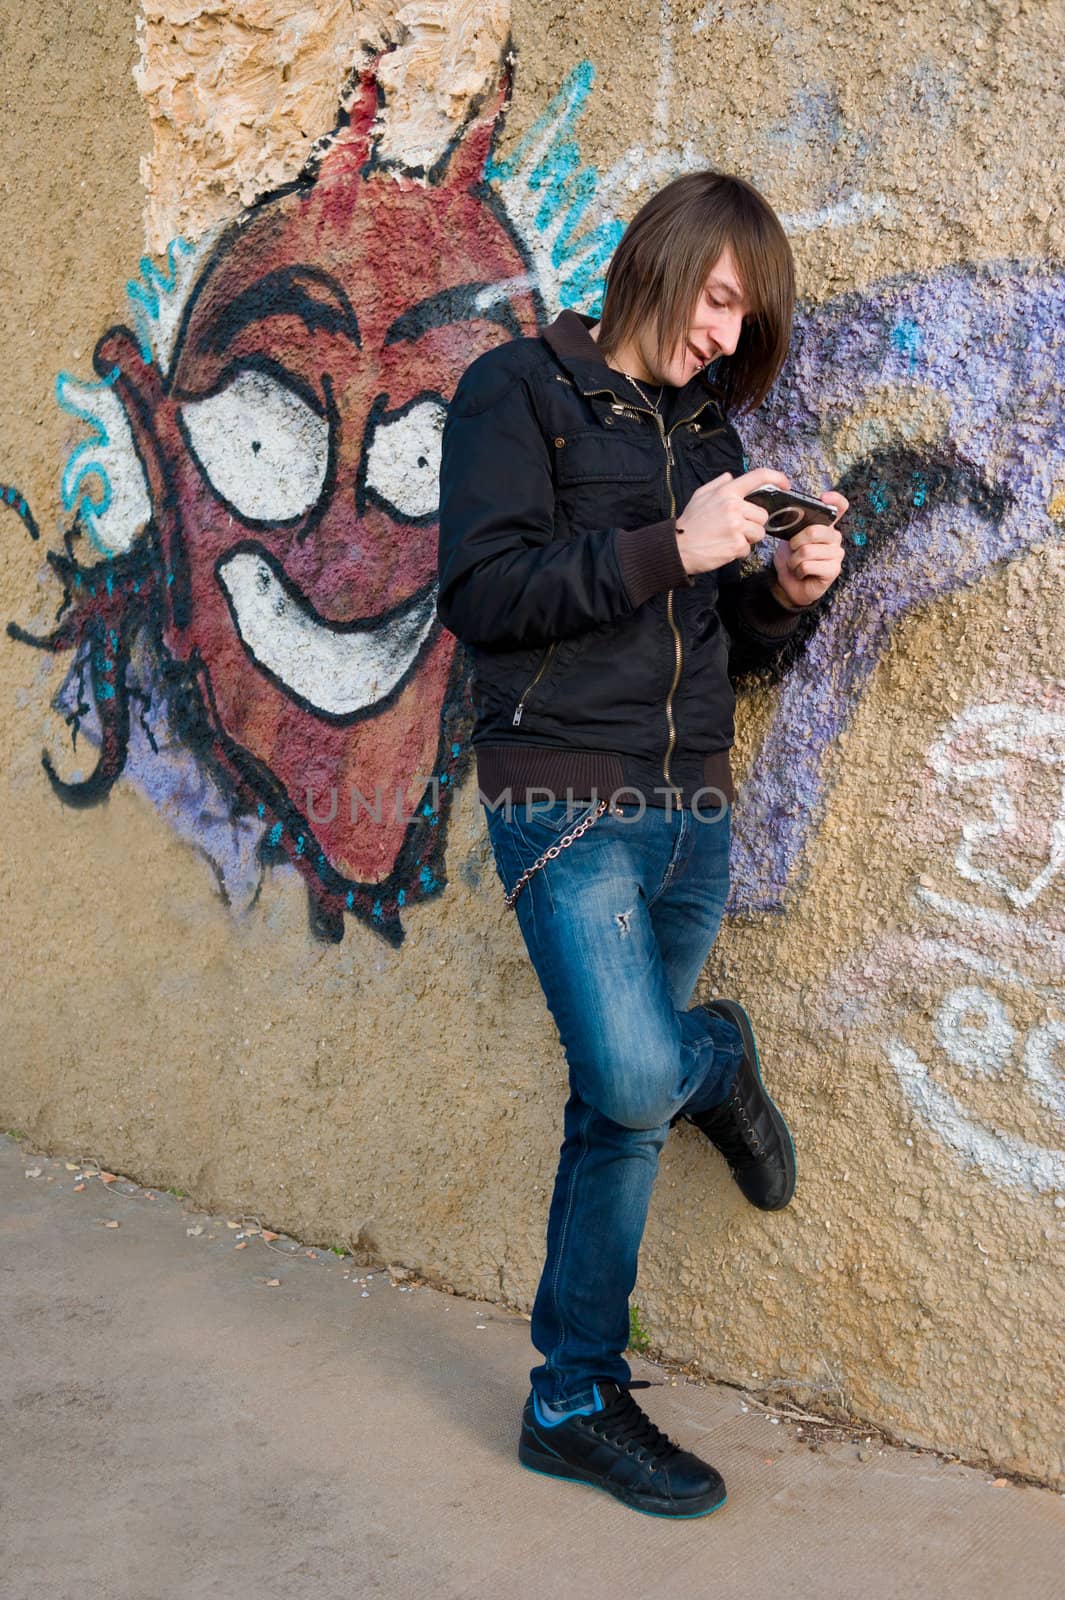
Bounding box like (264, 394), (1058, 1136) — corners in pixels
(136, 1), (392, 247)
(136, 1), (511, 249)
(374, 0), (511, 173)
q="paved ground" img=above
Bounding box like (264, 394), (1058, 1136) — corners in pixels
(2, 1134), (1062, 1600)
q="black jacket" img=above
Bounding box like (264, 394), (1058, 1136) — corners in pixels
(437, 310), (810, 808)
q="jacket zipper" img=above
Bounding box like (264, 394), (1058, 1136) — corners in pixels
(512, 641), (559, 725)
(657, 410), (684, 793)
(659, 398), (721, 790)
(570, 382), (720, 789)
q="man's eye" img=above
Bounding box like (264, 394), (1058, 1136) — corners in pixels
(364, 398), (447, 523)
(179, 369), (329, 525)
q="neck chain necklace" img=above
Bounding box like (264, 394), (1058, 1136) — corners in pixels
(621, 370), (663, 414)
(589, 324), (663, 414)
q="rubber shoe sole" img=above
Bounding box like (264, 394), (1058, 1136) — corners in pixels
(700, 998), (797, 1211)
(517, 1437), (728, 1519)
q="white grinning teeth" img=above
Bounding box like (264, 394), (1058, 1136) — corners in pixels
(218, 551), (438, 718)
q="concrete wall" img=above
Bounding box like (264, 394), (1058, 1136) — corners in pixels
(3, 0), (1063, 1486)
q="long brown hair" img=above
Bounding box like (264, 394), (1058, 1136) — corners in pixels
(595, 171), (795, 415)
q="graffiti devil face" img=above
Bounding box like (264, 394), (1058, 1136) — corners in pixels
(92, 71), (538, 937)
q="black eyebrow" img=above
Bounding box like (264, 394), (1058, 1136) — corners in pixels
(199, 266), (361, 355)
(384, 283), (523, 345)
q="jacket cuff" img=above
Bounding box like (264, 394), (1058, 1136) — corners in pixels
(735, 566), (815, 640)
(615, 519), (688, 608)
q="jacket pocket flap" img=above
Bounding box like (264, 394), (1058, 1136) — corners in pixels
(553, 429), (660, 485)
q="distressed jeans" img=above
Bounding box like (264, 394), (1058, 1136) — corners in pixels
(484, 797), (745, 1408)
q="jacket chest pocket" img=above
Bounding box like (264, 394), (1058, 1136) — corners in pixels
(551, 427), (665, 528)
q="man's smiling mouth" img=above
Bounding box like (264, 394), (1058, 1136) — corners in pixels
(217, 547), (438, 720)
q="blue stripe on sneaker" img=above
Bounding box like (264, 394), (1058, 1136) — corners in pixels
(533, 1384), (602, 1427)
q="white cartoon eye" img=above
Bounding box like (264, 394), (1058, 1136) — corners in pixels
(179, 369), (329, 524)
(364, 399), (446, 522)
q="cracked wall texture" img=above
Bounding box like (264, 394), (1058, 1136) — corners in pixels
(2, 0), (1063, 1486)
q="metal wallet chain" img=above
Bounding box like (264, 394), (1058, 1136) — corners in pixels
(503, 798), (610, 911)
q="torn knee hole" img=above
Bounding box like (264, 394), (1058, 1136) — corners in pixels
(613, 907), (635, 936)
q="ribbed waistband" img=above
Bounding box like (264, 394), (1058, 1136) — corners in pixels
(474, 743), (735, 810)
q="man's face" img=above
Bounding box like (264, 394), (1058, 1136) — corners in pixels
(643, 242), (751, 387)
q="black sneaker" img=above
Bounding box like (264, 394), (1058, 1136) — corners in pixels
(518, 1380), (726, 1519)
(685, 998), (796, 1211)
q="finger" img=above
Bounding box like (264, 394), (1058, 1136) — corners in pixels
(787, 557), (843, 581)
(688, 472), (733, 501)
(788, 543), (844, 565)
(786, 541), (843, 566)
(788, 525), (844, 549)
(733, 467), (791, 494)
(819, 493), (848, 517)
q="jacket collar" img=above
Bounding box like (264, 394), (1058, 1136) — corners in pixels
(540, 308), (724, 411)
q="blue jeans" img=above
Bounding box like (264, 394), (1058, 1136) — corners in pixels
(484, 796), (745, 1409)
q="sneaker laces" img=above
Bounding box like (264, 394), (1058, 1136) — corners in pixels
(581, 1381), (682, 1472)
(691, 1080), (765, 1168)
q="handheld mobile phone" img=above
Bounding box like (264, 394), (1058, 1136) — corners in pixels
(744, 485), (839, 537)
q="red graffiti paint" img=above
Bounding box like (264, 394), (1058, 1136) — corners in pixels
(88, 62), (539, 936)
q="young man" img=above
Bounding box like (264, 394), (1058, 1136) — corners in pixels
(437, 171), (846, 1518)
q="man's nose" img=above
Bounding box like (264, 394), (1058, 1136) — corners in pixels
(710, 311), (744, 357)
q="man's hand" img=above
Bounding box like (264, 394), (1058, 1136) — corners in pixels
(675, 469), (789, 576)
(770, 491), (849, 609)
